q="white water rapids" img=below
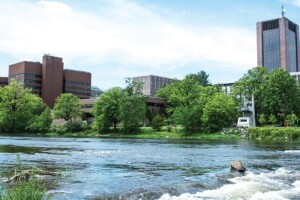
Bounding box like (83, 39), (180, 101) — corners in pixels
(160, 168), (300, 200)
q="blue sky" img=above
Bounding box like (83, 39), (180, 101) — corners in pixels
(0, 0), (300, 90)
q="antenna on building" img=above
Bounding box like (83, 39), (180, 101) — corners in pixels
(281, 4), (286, 17)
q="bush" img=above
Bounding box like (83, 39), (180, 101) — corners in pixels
(50, 121), (90, 134)
(248, 127), (300, 140)
(151, 114), (164, 131)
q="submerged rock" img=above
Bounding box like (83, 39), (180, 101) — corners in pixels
(231, 160), (246, 172)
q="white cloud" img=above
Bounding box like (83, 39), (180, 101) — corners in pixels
(0, 0), (256, 88)
(287, 0), (300, 7)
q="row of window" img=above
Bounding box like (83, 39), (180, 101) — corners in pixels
(10, 73), (42, 79)
(289, 21), (297, 33)
(147, 102), (166, 108)
(64, 85), (91, 91)
(64, 80), (90, 86)
(288, 30), (297, 72)
(24, 85), (41, 90)
(263, 29), (280, 71)
(16, 79), (42, 84)
(0, 82), (8, 85)
(262, 19), (279, 31)
(64, 90), (91, 96)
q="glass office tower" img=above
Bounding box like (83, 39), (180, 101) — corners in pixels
(257, 17), (300, 72)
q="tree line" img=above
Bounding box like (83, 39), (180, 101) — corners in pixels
(1, 67), (300, 134)
(232, 67), (300, 126)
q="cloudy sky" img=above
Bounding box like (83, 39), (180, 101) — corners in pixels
(0, 0), (300, 89)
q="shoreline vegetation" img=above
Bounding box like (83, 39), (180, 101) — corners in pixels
(2, 126), (300, 141)
(0, 126), (241, 140)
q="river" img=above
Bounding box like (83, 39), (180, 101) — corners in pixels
(0, 136), (300, 200)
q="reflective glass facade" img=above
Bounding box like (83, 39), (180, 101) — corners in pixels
(288, 30), (297, 72)
(263, 29), (280, 71)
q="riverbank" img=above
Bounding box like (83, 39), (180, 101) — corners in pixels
(47, 128), (241, 140)
(0, 127), (241, 140)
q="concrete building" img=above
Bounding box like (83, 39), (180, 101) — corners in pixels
(0, 77), (8, 87)
(132, 75), (173, 96)
(8, 55), (91, 108)
(218, 82), (235, 95)
(257, 15), (300, 72)
(290, 72), (300, 85)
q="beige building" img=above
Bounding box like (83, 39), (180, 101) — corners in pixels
(133, 75), (173, 96)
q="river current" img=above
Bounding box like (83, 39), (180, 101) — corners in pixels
(0, 136), (300, 200)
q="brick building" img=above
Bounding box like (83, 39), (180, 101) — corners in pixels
(8, 55), (91, 108)
(0, 77), (8, 87)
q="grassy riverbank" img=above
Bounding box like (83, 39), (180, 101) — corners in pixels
(43, 126), (241, 140)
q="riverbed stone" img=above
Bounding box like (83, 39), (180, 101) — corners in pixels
(231, 160), (246, 172)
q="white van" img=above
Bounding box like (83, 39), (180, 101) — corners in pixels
(237, 117), (253, 128)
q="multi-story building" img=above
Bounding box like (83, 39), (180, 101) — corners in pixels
(257, 14), (300, 72)
(0, 77), (8, 87)
(64, 69), (91, 100)
(9, 61), (42, 94)
(90, 86), (103, 99)
(8, 55), (91, 108)
(132, 75), (173, 96)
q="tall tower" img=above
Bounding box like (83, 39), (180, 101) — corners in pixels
(257, 10), (300, 72)
(41, 55), (64, 108)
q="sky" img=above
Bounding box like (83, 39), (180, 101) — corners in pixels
(0, 0), (300, 90)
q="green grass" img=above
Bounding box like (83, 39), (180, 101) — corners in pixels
(42, 126), (241, 140)
(0, 179), (48, 200)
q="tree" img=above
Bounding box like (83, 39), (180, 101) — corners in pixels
(26, 107), (53, 133)
(157, 77), (219, 134)
(0, 80), (45, 133)
(119, 79), (146, 134)
(151, 114), (164, 131)
(258, 114), (267, 126)
(202, 93), (239, 133)
(260, 69), (300, 121)
(93, 87), (123, 132)
(268, 114), (277, 125)
(185, 71), (211, 86)
(53, 93), (83, 122)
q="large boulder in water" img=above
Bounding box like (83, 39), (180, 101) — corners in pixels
(231, 160), (246, 172)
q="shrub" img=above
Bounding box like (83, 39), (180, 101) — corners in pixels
(248, 127), (300, 140)
(258, 114), (267, 126)
(151, 114), (164, 131)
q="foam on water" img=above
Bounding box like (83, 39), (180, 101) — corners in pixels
(159, 168), (300, 200)
(284, 150), (300, 153)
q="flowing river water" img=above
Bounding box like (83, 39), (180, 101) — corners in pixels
(0, 136), (300, 200)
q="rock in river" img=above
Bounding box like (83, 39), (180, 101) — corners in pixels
(231, 160), (246, 172)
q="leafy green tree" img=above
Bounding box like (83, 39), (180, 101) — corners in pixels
(53, 93), (83, 122)
(286, 113), (298, 127)
(157, 76), (218, 134)
(93, 87), (123, 132)
(258, 114), (267, 126)
(260, 69), (300, 120)
(0, 81), (45, 133)
(120, 79), (146, 134)
(151, 114), (164, 131)
(185, 71), (211, 86)
(202, 93), (239, 133)
(268, 114), (277, 125)
(26, 107), (53, 133)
